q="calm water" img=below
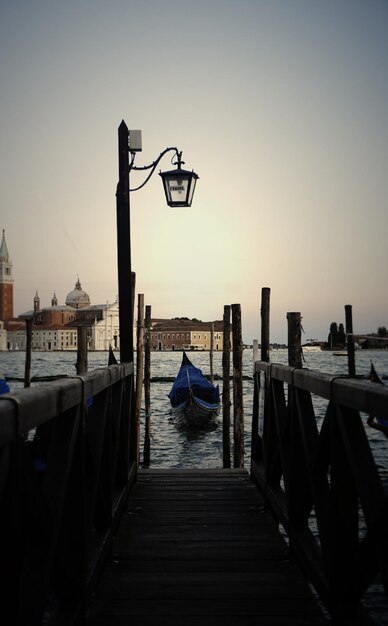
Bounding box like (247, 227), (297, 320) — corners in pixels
(1, 347), (388, 471)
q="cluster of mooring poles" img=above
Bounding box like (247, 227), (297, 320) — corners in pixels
(133, 287), (358, 470)
(19, 283), (357, 466)
(257, 287), (357, 374)
(133, 294), (246, 470)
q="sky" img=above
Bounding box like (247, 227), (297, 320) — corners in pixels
(1, 0), (387, 344)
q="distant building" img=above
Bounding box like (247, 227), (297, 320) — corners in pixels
(150, 319), (230, 351)
(65, 278), (91, 309)
(0, 321), (7, 351)
(0, 232), (228, 353)
(7, 325), (78, 351)
(0, 230), (13, 321)
(77, 301), (120, 351)
(5, 277), (121, 352)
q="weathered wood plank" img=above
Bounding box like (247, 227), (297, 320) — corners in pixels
(86, 469), (328, 625)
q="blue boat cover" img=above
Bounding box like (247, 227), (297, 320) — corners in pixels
(168, 352), (220, 408)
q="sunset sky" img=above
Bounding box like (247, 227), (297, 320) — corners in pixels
(1, 0), (387, 344)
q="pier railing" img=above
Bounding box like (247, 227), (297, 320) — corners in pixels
(0, 363), (136, 625)
(251, 361), (388, 625)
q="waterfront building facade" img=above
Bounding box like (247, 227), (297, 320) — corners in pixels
(0, 234), (226, 352)
(150, 319), (230, 351)
(5, 281), (121, 352)
(77, 302), (120, 351)
(7, 326), (78, 351)
(0, 321), (7, 351)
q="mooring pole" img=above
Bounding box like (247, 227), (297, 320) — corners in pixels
(261, 287), (271, 363)
(24, 316), (33, 388)
(252, 340), (259, 375)
(135, 294), (145, 466)
(143, 304), (151, 467)
(210, 322), (214, 383)
(287, 312), (302, 368)
(345, 304), (356, 377)
(222, 305), (231, 468)
(232, 303), (244, 468)
(251, 287), (271, 462)
(76, 326), (88, 375)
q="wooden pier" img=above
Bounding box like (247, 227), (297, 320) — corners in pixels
(1, 344), (388, 624)
(86, 468), (328, 625)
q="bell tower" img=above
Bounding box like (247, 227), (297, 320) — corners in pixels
(0, 230), (13, 321)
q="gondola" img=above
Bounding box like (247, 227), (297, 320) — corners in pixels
(168, 351), (220, 427)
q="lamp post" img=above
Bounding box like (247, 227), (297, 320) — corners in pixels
(116, 120), (198, 363)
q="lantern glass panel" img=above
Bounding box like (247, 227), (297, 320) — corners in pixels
(160, 167), (198, 207)
(167, 174), (190, 206)
(187, 177), (197, 206)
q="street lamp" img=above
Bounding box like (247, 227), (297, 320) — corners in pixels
(116, 121), (198, 363)
(159, 152), (198, 208)
(128, 132), (199, 208)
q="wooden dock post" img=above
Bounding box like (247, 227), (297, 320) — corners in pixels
(252, 339), (259, 375)
(345, 304), (356, 377)
(24, 316), (33, 387)
(76, 326), (88, 375)
(222, 305), (231, 468)
(232, 303), (244, 468)
(261, 287), (271, 362)
(251, 288), (271, 461)
(287, 312), (302, 368)
(135, 294), (144, 466)
(143, 305), (151, 468)
(210, 322), (214, 384)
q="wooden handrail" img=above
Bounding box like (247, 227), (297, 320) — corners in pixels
(251, 361), (388, 625)
(0, 363), (136, 625)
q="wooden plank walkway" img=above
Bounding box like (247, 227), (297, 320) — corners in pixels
(86, 469), (329, 625)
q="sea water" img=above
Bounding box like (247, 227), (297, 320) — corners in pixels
(1, 348), (388, 471)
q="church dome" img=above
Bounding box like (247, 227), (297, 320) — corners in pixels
(66, 278), (90, 309)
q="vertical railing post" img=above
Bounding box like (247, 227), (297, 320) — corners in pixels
(222, 305), (231, 468)
(345, 304), (356, 377)
(261, 287), (271, 363)
(232, 303), (244, 468)
(143, 304), (151, 467)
